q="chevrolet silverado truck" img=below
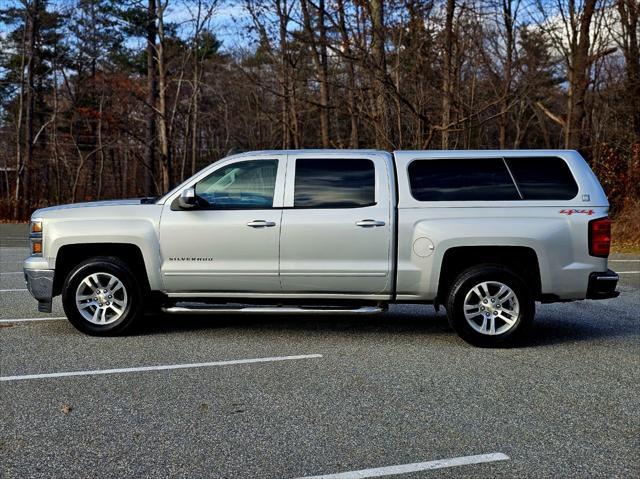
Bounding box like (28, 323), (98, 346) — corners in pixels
(23, 149), (619, 346)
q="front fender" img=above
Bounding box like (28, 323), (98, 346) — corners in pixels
(44, 218), (164, 291)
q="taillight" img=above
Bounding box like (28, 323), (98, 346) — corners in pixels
(589, 217), (611, 257)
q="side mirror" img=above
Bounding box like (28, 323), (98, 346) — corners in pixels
(178, 187), (198, 209)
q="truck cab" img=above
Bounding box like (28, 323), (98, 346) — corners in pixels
(159, 150), (395, 298)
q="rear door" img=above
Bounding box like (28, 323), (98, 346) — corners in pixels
(279, 153), (393, 294)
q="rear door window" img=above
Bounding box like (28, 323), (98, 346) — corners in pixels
(408, 158), (520, 201)
(505, 157), (578, 200)
(294, 158), (375, 208)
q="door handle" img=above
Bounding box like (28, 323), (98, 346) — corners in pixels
(247, 220), (276, 228)
(356, 219), (386, 227)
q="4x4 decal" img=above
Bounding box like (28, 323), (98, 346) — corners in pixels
(559, 209), (595, 215)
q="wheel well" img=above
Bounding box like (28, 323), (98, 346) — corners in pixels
(53, 243), (150, 296)
(437, 246), (542, 302)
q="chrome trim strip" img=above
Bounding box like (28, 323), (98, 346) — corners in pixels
(165, 292), (391, 300)
(280, 272), (388, 277)
(163, 272), (278, 277)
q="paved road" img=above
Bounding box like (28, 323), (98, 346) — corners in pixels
(1, 224), (638, 478)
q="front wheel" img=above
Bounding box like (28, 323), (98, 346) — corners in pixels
(445, 264), (535, 347)
(62, 257), (143, 336)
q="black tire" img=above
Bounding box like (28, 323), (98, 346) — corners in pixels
(445, 264), (535, 347)
(62, 256), (144, 336)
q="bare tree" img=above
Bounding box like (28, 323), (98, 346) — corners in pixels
(335, 0), (359, 147)
(300, 0), (330, 146)
(616, 0), (640, 142)
(441, 0), (456, 148)
(145, 0), (159, 194)
(18, 0), (40, 215)
(368, 0), (391, 149)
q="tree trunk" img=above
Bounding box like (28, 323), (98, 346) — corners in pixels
(96, 93), (105, 200)
(191, 42), (200, 177)
(276, 0), (292, 149)
(317, 0), (330, 147)
(618, 0), (640, 142)
(498, 0), (515, 149)
(145, 0), (159, 195)
(369, 0), (390, 149)
(13, 8), (28, 218)
(336, 0), (359, 147)
(441, 0), (455, 149)
(565, 0), (597, 150)
(20, 0), (40, 217)
(156, 0), (172, 192)
(301, 0), (330, 147)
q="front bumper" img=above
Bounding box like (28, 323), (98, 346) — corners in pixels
(23, 257), (54, 313)
(586, 269), (620, 300)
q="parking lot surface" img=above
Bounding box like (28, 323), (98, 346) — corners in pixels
(1, 223), (638, 478)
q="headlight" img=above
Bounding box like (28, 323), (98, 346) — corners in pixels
(29, 219), (43, 256)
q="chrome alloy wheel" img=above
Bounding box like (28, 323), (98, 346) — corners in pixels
(75, 272), (128, 325)
(463, 281), (520, 336)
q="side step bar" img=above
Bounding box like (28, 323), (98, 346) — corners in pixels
(161, 304), (385, 316)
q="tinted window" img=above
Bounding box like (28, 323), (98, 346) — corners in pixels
(408, 158), (520, 201)
(294, 158), (375, 208)
(505, 157), (578, 200)
(195, 159), (278, 208)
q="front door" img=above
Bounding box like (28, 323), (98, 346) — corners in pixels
(279, 154), (393, 295)
(159, 156), (285, 293)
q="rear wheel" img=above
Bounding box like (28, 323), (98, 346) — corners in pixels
(445, 264), (534, 347)
(62, 257), (143, 335)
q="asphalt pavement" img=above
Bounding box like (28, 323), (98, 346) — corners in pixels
(1, 223), (638, 478)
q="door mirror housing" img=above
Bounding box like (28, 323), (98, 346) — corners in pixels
(178, 187), (198, 209)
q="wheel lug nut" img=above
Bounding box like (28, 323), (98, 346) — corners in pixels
(108, 295), (112, 299)
(481, 306), (485, 310)
(103, 290), (108, 293)
(483, 299), (488, 304)
(491, 298), (495, 303)
(106, 301), (110, 305)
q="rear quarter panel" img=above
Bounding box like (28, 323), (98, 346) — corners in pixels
(393, 150), (610, 301)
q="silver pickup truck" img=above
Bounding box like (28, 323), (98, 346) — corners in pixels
(24, 149), (619, 346)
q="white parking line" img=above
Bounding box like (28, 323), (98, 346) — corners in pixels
(0, 354), (323, 382)
(0, 289), (28, 292)
(618, 271), (640, 274)
(0, 272), (22, 275)
(610, 259), (640, 262)
(0, 317), (65, 323)
(296, 453), (510, 479)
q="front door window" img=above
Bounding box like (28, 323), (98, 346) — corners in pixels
(195, 160), (278, 209)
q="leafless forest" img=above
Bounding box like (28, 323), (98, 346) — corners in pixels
(1, 0), (639, 229)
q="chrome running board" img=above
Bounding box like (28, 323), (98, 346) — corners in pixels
(161, 304), (385, 315)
